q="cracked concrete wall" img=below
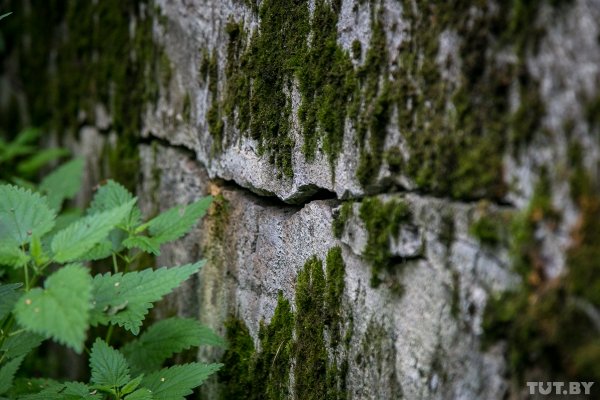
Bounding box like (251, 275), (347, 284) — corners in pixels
(2, 0), (600, 399)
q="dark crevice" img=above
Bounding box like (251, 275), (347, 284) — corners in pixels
(140, 132), (516, 210)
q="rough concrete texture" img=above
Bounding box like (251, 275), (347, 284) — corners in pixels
(138, 143), (516, 399)
(3, 0), (600, 398)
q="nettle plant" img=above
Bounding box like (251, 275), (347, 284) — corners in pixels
(0, 172), (223, 399)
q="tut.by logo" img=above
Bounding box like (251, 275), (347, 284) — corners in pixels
(527, 382), (594, 396)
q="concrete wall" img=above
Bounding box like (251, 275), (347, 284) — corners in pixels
(2, 0), (599, 398)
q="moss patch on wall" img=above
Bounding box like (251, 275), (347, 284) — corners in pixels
(359, 196), (411, 287)
(332, 201), (354, 239)
(482, 172), (600, 385)
(218, 247), (349, 399)
(203, 0), (563, 200)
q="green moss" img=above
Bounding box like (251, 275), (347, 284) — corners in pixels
(298, 0), (355, 174)
(351, 40), (362, 60)
(218, 318), (256, 399)
(384, 147), (404, 174)
(218, 248), (348, 399)
(585, 94), (600, 128)
(332, 201), (354, 238)
(483, 172), (600, 384)
(295, 256), (328, 398)
(359, 196), (411, 287)
(203, 0), (553, 195)
(211, 1), (358, 179)
(469, 214), (503, 246)
(256, 293), (294, 400)
(325, 247), (345, 327)
(568, 141), (591, 203)
(510, 77), (545, 148)
(354, 13), (391, 187)
(204, 50), (224, 154)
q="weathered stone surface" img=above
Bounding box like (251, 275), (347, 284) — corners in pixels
(3, 0), (600, 398)
(138, 143), (517, 399)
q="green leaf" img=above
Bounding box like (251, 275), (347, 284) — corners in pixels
(0, 283), (21, 320)
(0, 355), (24, 395)
(90, 262), (203, 334)
(62, 382), (101, 399)
(0, 245), (29, 268)
(89, 339), (131, 389)
(29, 234), (48, 267)
(121, 375), (144, 395)
(140, 197), (212, 245)
(0, 12), (13, 21)
(12, 380), (99, 400)
(124, 388), (154, 400)
(0, 128), (38, 164)
(75, 240), (114, 262)
(122, 318), (225, 374)
(0, 185), (55, 246)
(51, 200), (135, 263)
(88, 180), (141, 229)
(140, 363), (221, 400)
(18, 388), (65, 400)
(14, 264), (92, 353)
(0, 330), (44, 360)
(122, 236), (161, 256)
(17, 148), (70, 176)
(39, 158), (84, 211)
(7, 377), (60, 397)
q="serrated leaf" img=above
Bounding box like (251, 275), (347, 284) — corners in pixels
(122, 318), (225, 374)
(0, 185), (55, 246)
(17, 148), (70, 176)
(121, 375), (144, 395)
(122, 236), (161, 256)
(8, 377), (60, 397)
(29, 234), (48, 267)
(0, 330), (44, 360)
(76, 240), (114, 262)
(89, 262), (203, 334)
(124, 388), (154, 400)
(0, 355), (24, 395)
(0, 129), (38, 164)
(0, 283), (22, 320)
(14, 264), (92, 353)
(0, 245), (30, 268)
(141, 197), (212, 245)
(90, 339), (130, 389)
(141, 363), (221, 400)
(51, 200), (135, 263)
(39, 158), (84, 211)
(18, 389), (64, 400)
(88, 180), (141, 229)
(76, 228), (128, 262)
(62, 382), (101, 399)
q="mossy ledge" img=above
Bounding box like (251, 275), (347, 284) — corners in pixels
(218, 247), (349, 399)
(201, 0), (570, 200)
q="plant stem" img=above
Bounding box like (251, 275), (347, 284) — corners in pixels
(23, 262), (30, 291)
(112, 253), (119, 273)
(105, 325), (114, 345)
